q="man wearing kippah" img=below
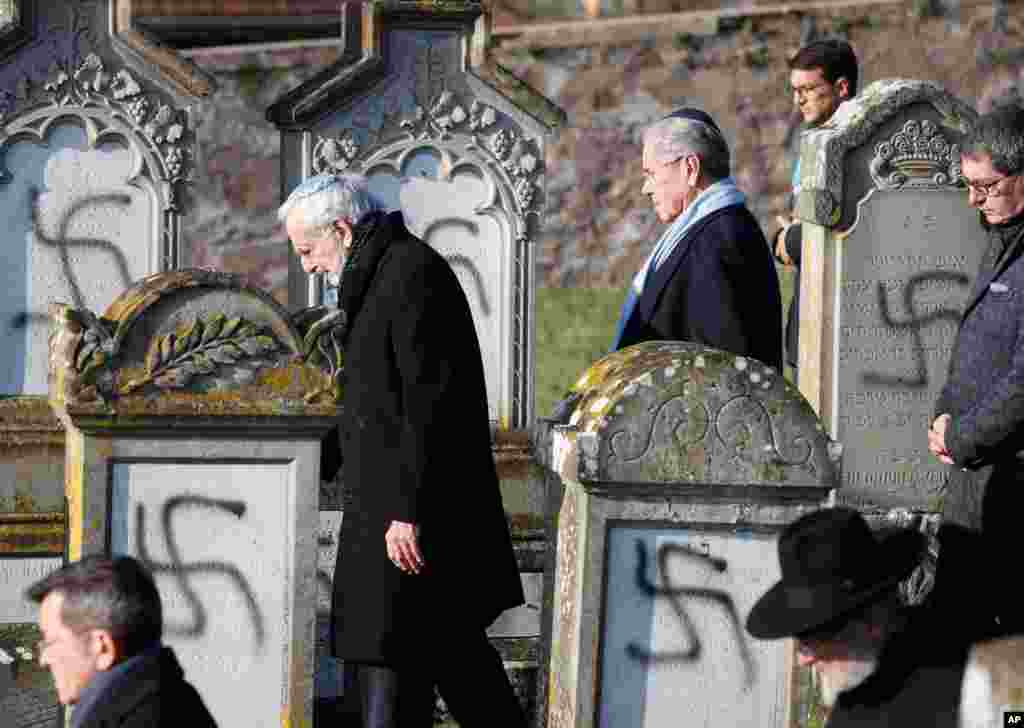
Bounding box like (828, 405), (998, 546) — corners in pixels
(612, 107), (783, 370)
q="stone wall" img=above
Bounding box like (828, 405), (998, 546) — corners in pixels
(179, 4), (1024, 295)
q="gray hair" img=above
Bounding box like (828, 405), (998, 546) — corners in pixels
(962, 107), (1024, 176)
(277, 173), (380, 234)
(26, 555), (163, 658)
(643, 116), (731, 182)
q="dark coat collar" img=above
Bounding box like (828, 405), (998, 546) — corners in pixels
(963, 209), (1024, 318)
(336, 210), (405, 347)
(75, 647), (184, 728)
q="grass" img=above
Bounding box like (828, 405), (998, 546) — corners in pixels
(533, 265), (797, 418)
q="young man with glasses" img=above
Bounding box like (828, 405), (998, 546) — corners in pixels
(928, 106), (1024, 643)
(612, 107), (782, 370)
(746, 508), (967, 727)
(774, 40), (858, 376)
(26, 555), (216, 727)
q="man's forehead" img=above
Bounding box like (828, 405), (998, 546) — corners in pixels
(960, 152), (998, 176)
(791, 67), (827, 82)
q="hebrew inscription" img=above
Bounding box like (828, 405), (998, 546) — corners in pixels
(836, 189), (983, 507)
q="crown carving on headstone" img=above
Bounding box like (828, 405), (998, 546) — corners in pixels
(869, 119), (962, 190)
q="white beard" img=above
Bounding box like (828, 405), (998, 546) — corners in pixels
(816, 656), (879, 708)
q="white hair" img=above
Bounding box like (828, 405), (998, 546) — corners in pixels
(642, 116), (731, 181)
(276, 173), (380, 234)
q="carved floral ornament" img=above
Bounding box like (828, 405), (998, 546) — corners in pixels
(312, 92), (543, 214)
(869, 119), (962, 190)
(0, 53), (189, 195)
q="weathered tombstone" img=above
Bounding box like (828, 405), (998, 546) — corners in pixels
(48, 269), (341, 727)
(265, 0), (565, 719)
(794, 79), (981, 511)
(0, 2), (211, 720)
(534, 342), (840, 728)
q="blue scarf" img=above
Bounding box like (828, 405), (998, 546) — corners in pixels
(611, 178), (747, 351)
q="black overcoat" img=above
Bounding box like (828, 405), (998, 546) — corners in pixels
(616, 204), (784, 370)
(330, 212), (524, 666)
(933, 211), (1024, 636)
(77, 647), (217, 728)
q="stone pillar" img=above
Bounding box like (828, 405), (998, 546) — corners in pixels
(266, 2), (565, 719)
(793, 79), (980, 512)
(534, 342), (840, 728)
(48, 269), (341, 728)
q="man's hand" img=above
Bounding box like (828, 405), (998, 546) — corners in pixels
(386, 520), (425, 574)
(775, 215), (794, 265)
(929, 414), (954, 465)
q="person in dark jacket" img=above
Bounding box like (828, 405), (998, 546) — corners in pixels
(612, 107), (783, 369)
(280, 173), (526, 728)
(25, 555), (216, 728)
(774, 39), (858, 373)
(746, 508), (967, 728)
(928, 107), (1024, 642)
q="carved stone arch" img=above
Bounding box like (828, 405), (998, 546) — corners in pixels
(0, 52), (192, 394)
(310, 92), (544, 427)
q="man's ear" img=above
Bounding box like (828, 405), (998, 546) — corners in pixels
(685, 154), (702, 185)
(91, 630), (120, 671)
(835, 77), (851, 101)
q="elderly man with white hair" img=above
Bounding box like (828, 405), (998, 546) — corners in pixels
(613, 108), (783, 370)
(278, 174), (526, 728)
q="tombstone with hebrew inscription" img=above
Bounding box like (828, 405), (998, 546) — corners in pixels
(792, 80), (983, 511)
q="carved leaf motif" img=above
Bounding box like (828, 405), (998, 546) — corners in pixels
(201, 313), (225, 344)
(219, 316), (242, 339)
(76, 341), (98, 372)
(191, 353), (216, 374)
(207, 343), (241, 364)
(160, 334), (175, 363)
(145, 341), (163, 374)
(173, 331), (190, 357)
(186, 319), (204, 350)
(238, 335), (278, 357)
(120, 314), (282, 395)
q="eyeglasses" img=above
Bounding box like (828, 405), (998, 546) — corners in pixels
(962, 174), (1018, 198)
(790, 82), (831, 99)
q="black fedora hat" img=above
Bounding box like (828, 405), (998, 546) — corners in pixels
(746, 507), (925, 640)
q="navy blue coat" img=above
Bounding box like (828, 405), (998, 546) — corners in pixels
(934, 211), (1024, 637)
(616, 203), (783, 370)
(76, 648), (216, 728)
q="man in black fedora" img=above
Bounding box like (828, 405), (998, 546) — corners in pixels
(746, 508), (968, 727)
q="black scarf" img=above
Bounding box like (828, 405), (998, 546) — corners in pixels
(334, 210), (391, 349)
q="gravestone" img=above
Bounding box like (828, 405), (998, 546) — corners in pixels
(48, 269), (341, 727)
(0, 2), (211, 721)
(793, 79), (982, 511)
(266, 1), (565, 719)
(534, 342), (841, 728)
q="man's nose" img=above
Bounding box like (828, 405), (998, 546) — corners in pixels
(796, 650), (818, 667)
